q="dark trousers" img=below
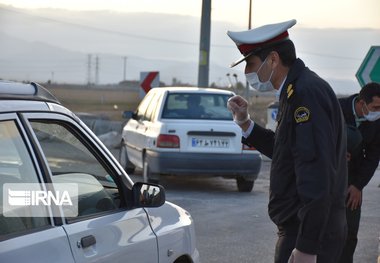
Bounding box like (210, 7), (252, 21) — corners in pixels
(338, 206), (361, 263)
(274, 209), (347, 263)
(274, 226), (297, 263)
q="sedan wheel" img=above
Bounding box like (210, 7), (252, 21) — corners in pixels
(236, 177), (254, 192)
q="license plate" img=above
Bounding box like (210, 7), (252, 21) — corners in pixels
(191, 138), (229, 148)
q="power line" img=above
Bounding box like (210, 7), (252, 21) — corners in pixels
(297, 50), (361, 61)
(0, 6), (363, 61)
(0, 6), (201, 46)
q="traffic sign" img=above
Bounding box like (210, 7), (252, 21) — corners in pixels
(356, 46), (380, 87)
(140, 71), (159, 98)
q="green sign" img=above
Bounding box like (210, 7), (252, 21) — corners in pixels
(356, 46), (380, 87)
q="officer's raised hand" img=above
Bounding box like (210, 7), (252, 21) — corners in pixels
(227, 95), (251, 129)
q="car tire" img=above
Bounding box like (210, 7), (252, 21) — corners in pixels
(143, 155), (159, 184)
(236, 177), (254, 192)
(119, 142), (136, 174)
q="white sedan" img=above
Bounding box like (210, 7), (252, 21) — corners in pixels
(0, 81), (199, 263)
(121, 87), (262, 192)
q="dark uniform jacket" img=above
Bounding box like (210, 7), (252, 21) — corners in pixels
(243, 59), (347, 254)
(339, 95), (380, 190)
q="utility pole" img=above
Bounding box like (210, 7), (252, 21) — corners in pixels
(87, 54), (92, 85)
(123, 56), (127, 82)
(248, 0), (252, 30)
(246, 0), (252, 99)
(226, 73), (233, 89)
(197, 0), (211, 88)
(233, 73), (238, 86)
(95, 55), (99, 85)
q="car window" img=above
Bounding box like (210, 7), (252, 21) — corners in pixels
(153, 93), (163, 120)
(136, 91), (155, 120)
(162, 93), (233, 120)
(0, 120), (50, 237)
(30, 121), (121, 220)
(144, 92), (159, 121)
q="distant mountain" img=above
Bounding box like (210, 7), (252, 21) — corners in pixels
(1, 4), (379, 94)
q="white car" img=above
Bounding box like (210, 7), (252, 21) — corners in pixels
(0, 81), (199, 263)
(120, 87), (262, 192)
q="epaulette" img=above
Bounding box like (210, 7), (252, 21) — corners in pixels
(286, 84), (294, 99)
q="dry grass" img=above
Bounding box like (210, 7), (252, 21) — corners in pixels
(46, 85), (140, 120)
(44, 84), (276, 125)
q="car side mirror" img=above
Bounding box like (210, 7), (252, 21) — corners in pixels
(122, 111), (137, 120)
(132, 182), (165, 208)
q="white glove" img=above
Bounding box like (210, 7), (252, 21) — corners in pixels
(288, 249), (317, 263)
(227, 95), (250, 125)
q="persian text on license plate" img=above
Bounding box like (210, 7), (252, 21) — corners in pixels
(191, 138), (229, 148)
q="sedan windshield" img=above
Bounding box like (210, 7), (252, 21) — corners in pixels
(162, 93), (233, 120)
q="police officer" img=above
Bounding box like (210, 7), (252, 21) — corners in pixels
(226, 20), (347, 263)
(338, 82), (380, 263)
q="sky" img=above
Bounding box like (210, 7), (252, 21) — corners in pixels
(0, 0), (379, 94)
(1, 0), (379, 29)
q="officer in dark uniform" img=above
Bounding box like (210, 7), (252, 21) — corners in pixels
(338, 82), (380, 263)
(226, 20), (347, 263)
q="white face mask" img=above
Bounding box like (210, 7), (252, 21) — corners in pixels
(363, 103), (380, 122)
(245, 57), (274, 92)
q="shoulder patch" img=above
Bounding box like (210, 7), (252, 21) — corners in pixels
(287, 84), (294, 98)
(294, 107), (310, 123)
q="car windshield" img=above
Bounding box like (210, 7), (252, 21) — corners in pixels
(161, 93), (233, 120)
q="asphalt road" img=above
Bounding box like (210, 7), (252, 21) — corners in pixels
(130, 161), (380, 262)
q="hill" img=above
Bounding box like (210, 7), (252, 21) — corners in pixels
(1, 4), (379, 95)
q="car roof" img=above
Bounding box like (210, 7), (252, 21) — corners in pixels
(151, 86), (235, 95)
(0, 80), (60, 104)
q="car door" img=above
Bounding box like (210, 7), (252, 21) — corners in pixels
(124, 90), (159, 168)
(0, 113), (74, 263)
(23, 112), (159, 263)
